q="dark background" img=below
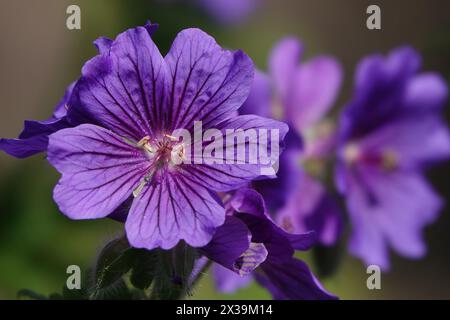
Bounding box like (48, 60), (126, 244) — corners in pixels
(0, 0), (449, 299)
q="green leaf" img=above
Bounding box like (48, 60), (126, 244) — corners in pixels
(90, 237), (133, 298)
(90, 279), (132, 300)
(95, 238), (131, 286)
(17, 289), (48, 300)
(129, 249), (158, 290)
(48, 293), (64, 300)
(149, 244), (198, 300)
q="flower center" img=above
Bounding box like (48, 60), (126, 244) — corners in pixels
(137, 135), (186, 166)
(132, 135), (186, 197)
(343, 143), (398, 170)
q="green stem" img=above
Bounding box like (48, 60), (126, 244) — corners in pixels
(186, 259), (213, 298)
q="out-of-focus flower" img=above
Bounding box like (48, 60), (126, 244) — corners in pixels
(336, 47), (450, 269)
(240, 37), (344, 247)
(205, 188), (337, 299)
(0, 83), (75, 158)
(46, 23), (288, 250)
(195, 0), (261, 24)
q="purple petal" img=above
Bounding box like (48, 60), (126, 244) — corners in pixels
(47, 124), (149, 220)
(1, 117), (68, 158)
(233, 242), (268, 276)
(0, 83), (75, 158)
(93, 37), (113, 54)
(107, 197), (133, 223)
(53, 82), (76, 119)
(0, 135), (49, 158)
(230, 188), (315, 260)
(182, 115), (289, 192)
(358, 115), (450, 169)
(345, 167), (442, 270)
(404, 73), (448, 111)
(213, 263), (252, 294)
(254, 141), (302, 211)
(165, 28), (254, 131)
(125, 174), (225, 249)
(240, 70), (272, 118)
(70, 25), (168, 140)
(269, 37), (303, 100)
(385, 46), (421, 80)
(340, 47), (423, 139)
(285, 56), (342, 130)
(277, 173), (343, 246)
(144, 20), (159, 36)
(257, 257), (338, 300)
(202, 215), (251, 271)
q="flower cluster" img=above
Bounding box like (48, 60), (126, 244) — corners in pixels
(1, 21), (449, 300)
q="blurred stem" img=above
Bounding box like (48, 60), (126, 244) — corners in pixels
(188, 259), (213, 296)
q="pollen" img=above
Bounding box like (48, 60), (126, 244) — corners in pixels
(343, 143), (360, 164)
(381, 149), (398, 171)
(137, 136), (156, 156)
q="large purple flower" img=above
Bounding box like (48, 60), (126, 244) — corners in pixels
(241, 37), (343, 246)
(46, 24), (288, 250)
(0, 83), (75, 158)
(204, 188), (337, 300)
(336, 47), (450, 269)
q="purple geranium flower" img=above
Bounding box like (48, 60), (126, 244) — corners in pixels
(241, 37), (344, 246)
(336, 47), (450, 269)
(46, 23), (288, 250)
(204, 188), (337, 299)
(0, 82), (75, 158)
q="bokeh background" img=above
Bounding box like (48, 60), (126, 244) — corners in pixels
(0, 0), (449, 299)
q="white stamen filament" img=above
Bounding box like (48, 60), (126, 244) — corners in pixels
(343, 143), (360, 164)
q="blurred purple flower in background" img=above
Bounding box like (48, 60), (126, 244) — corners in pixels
(336, 47), (450, 270)
(240, 37), (344, 248)
(196, 0), (261, 24)
(207, 188), (337, 299)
